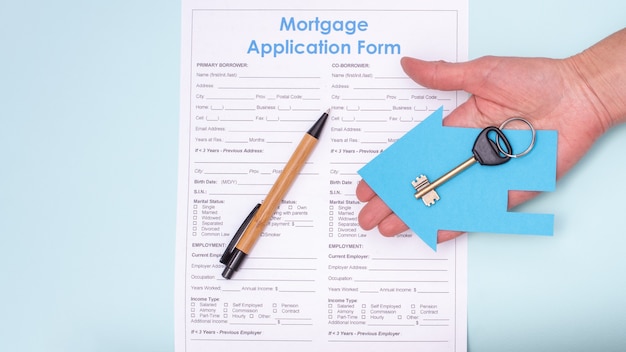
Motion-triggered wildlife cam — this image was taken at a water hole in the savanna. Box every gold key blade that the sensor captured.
[414,156,477,200]
[412,175,440,206]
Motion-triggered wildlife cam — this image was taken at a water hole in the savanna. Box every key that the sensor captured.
[413,126,513,203]
[412,175,440,206]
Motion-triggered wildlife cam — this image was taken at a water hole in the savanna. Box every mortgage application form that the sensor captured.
[175,1,468,351]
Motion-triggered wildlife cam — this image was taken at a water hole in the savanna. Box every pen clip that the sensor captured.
[219,203,261,265]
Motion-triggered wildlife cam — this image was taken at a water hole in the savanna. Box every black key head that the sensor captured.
[472,126,512,166]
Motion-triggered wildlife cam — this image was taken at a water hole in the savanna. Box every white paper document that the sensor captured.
[176,1,468,351]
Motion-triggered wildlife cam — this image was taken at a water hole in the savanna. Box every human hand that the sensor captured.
[357,29,626,241]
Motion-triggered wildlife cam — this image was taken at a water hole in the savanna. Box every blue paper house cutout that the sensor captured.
[358,107,557,250]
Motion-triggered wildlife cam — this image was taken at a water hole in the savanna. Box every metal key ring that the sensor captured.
[495,117,536,158]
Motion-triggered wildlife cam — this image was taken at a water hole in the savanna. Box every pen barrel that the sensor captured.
[236,133,319,253]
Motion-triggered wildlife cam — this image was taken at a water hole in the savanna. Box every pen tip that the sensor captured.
[307,110,330,138]
[325,108,331,115]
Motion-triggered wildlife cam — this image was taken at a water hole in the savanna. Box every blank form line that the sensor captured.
[219,87,321,90]
[211,192,267,196]
[368,269,448,272]
[292,108,320,112]
[240,268,317,271]
[329,162,366,165]
[226,279,316,283]
[239,76,321,79]
[421,324,450,327]
[329,340,448,343]
[195,161,312,165]
[248,257,318,260]
[353,87,419,91]
[368,323,414,327]
[192,339,313,342]
[204,172,248,175]
[278,119,317,122]
[237,183,273,186]
[354,280,448,283]
[372,258,449,261]
[205,97,256,100]
[374,76,411,80]
[229,130,302,133]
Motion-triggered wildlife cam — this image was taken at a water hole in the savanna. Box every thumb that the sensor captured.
[400,57,489,93]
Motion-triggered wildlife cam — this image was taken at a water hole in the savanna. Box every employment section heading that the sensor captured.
[247,17,401,58]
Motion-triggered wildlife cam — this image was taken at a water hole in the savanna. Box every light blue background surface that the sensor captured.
[1,1,625,351]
